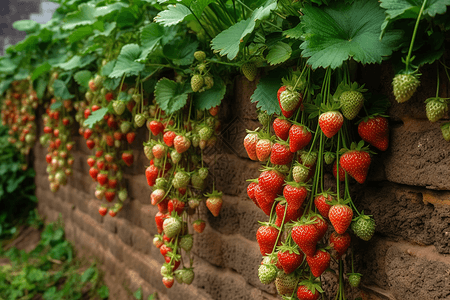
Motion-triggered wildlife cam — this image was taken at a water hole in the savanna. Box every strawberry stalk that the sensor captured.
[404,0,428,72]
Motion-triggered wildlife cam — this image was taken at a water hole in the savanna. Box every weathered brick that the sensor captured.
[103,215,117,233]
[117,218,134,246]
[139,204,159,235]
[108,233,124,262]
[125,174,151,205]
[131,226,153,256]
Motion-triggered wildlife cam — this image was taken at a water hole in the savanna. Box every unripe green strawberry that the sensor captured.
[441,122,450,141]
[280,87,301,112]
[118,188,128,201]
[120,121,131,134]
[425,97,448,122]
[204,75,214,90]
[339,90,364,120]
[174,270,183,284]
[191,75,204,92]
[179,235,193,252]
[155,177,168,190]
[171,149,182,164]
[392,73,420,103]
[173,170,190,188]
[134,113,146,127]
[258,111,270,127]
[190,172,205,189]
[194,51,206,61]
[198,126,213,140]
[144,145,154,160]
[181,268,194,284]
[351,215,376,241]
[161,263,171,277]
[191,134,200,147]
[241,62,257,82]
[348,273,362,288]
[275,270,298,296]
[198,167,208,180]
[300,151,317,167]
[292,164,309,183]
[163,217,181,238]
[112,100,125,115]
[258,264,277,284]
[324,152,336,164]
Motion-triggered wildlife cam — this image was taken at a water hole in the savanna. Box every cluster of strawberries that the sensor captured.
[0,79,38,162]
[244,73,388,299]
[145,102,223,288]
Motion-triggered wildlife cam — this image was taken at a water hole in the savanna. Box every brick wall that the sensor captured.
[34,61,450,300]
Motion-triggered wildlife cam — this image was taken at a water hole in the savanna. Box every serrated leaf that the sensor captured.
[57,55,96,71]
[84,107,109,128]
[250,69,288,115]
[191,0,215,16]
[98,285,109,299]
[0,78,13,94]
[283,23,304,40]
[138,23,165,62]
[103,78,121,90]
[50,101,63,110]
[31,62,51,81]
[63,3,96,30]
[53,80,74,100]
[110,44,144,78]
[266,42,292,65]
[68,25,94,43]
[194,77,226,110]
[300,0,403,69]
[74,70,92,88]
[163,39,198,66]
[154,78,189,114]
[81,267,95,283]
[13,35,39,52]
[94,22,116,37]
[95,3,128,17]
[34,77,47,99]
[101,60,116,76]
[13,20,40,32]
[155,4,193,26]
[380,0,450,19]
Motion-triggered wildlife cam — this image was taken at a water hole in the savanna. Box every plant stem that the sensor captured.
[436,63,440,98]
[404,0,428,72]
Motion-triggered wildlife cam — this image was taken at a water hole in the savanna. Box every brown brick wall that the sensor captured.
[34,66,450,300]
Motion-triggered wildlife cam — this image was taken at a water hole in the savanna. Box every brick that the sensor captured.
[72,208,101,240]
[230,75,258,121]
[117,218,133,246]
[86,199,104,224]
[139,204,159,235]
[118,198,142,228]
[125,174,151,205]
[108,233,124,262]
[237,198,268,241]
[131,226,153,256]
[192,226,224,267]
[103,215,117,233]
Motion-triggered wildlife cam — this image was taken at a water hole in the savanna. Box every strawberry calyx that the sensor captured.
[297,279,324,295]
[352,211,373,222]
[355,113,389,125]
[340,140,372,154]
[333,82,368,100]
[204,189,223,199]
[276,242,301,256]
[284,181,311,190]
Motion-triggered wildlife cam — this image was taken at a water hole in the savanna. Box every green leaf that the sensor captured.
[98,285,109,299]
[13,20,40,32]
[191,0,215,16]
[138,23,165,62]
[13,35,39,51]
[94,22,116,37]
[266,42,292,65]
[283,23,304,40]
[50,101,62,110]
[155,4,193,26]
[84,107,109,128]
[63,3,96,30]
[163,39,198,66]
[109,44,145,78]
[74,70,92,88]
[154,78,189,114]
[380,0,450,19]
[31,62,51,81]
[194,77,226,110]
[300,0,403,69]
[53,80,75,100]
[35,77,47,99]
[134,287,143,300]
[116,8,139,28]
[57,55,96,71]
[101,60,116,76]
[81,267,95,283]
[68,25,94,43]
[250,69,289,115]
[95,3,128,17]
[27,268,45,282]
[0,78,13,94]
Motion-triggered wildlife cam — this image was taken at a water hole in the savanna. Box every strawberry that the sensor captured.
[289,124,312,152]
[105,134,114,147]
[348,273,362,288]
[283,182,308,210]
[109,210,117,217]
[134,114,146,128]
[275,270,298,296]
[243,131,258,160]
[105,189,116,202]
[292,164,310,183]
[162,276,174,288]
[258,169,285,195]
[256,225,279,256]
[163,217,181,238]
[209,106,219,116]
[392,73,420,103]
[339,90,365,120]
[277,244,304,274]
[254,185,276,216]
[97,172,108,186]
[257,111,270,127]
[107,116,118,129]
[194,51,206,61]
[86,139,95,150]
[113,101,125,116]
[121,151,134,166]
[191,74,204,92]
[151,189,165,205]
[297,284,321,300]
[318,111,343,138]
[441,122,450,142]
[358,116,389,151]
[172,170,190,188]
[205,191,223,217]
[98,206,108,216]
[329,231,351,258]
[163,130,177,147]
[352,214,376,241]
[426,97,448,122]
[87,157,96,167]
[256,138,272,161]
[279,87,302,117]
[108,177,118,189]
[328,204,353,234]
[241,62,257,81]
[273,118,291,141]
[332,161,346,181]
[270,142,294,165]
[173,135,190,153]
[126,132,136,144]
[275,202,303,226]
[306,249,330,277]
[312,215,328,241]
[291,223,319,257]
[247,181,259,207]
[314,193,334,219]
[193,219,206,233]
[339,149,371,184]
[145,165,159,186]
[89,167,99,180]
[149,120,164,136]
[120,121,131,134]
[179,235,193,252]
[152,143,166,159]
[258,264,278,284]
[155,212,168,234]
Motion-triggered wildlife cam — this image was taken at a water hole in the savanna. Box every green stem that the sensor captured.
[436,63,440,98]
[236,0,253,12]
[187,7,214,40]
[271,202,288,254]
[404,0,428,72]
[205,59,241,67]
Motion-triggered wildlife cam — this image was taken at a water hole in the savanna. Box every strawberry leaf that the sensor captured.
[31,62,51,81]
[250,69,288,115]
[154,78,190,114]
[193,77,226,110]
[138,23,165,62]
[283,23,304,40]
[68,25,93,44]
[57,55,96,71]
[300,0,403,69]
[154,4,194,27]
[109,44,145,78]
[380,0,450,19]
[53,80,74,100]
[74,70,92,88]
[95,3,128,17]
[12,20,40,33]
[266,42,292,66]
[84,106,110,129]
[63,3,96,30]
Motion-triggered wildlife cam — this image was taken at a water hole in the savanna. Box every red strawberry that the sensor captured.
[104,153,114,163]
[283,182,307,210]
[107,116,118,129]
[173,135,190,153]
[329,231,351,258]
[205,191,223,217]
[318,111,343,138]
[155,212,168,234]
[159,243,172,256]
[97,159,105,170]
[97,172,108,186]
[98,206,108,217]
[193,219,206,233]
[273,118,291,141]
[258,169,285,195]
[45,154,52,164]
[126,132,136,144]
[314,193,333,219]
[332,161,346,181]
[256,225,280,256]
[243,131,258,160]
[105,135,114,147]
[291,224,319,256]
[86,139,95,150]
[89,167,99,180]
[113,131,123,140]
[105,92,114,102]
[358,116,389,151]
[108,177,118,189]
[277,245,304,274]
[84,128,93,140]
[152,144,166,159]
[149,120,164,136]
[270,142,294,165]
[306,249,330,277]
[289,124,312,152]
[256,139,272,161]
[163,131,177,147]
[297,285,321,300]
[105,189,116,202]
[275,203,303,227]
[121,151,134,166]
[339,150,371,184]
[168,198,185,215]
[312,215,328,241]
[254,185,276,216]
[157,197,169,213]
[109,210,117,217]
[277,86,301,118]
[87,157,96,167]
[247,181,259,208]
[328,204,353,234]
[162,276,174,288]
[145,165,159,186]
